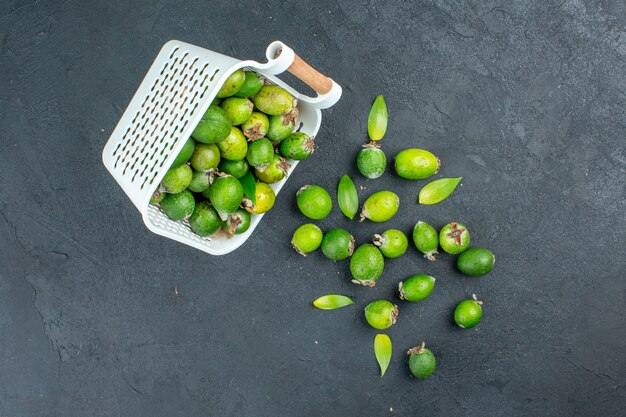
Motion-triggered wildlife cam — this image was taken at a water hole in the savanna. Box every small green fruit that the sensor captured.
[253,85,295,115]
[254,154,291,184]
[208,175,244,220]
[188,202,222,236]
[412,221,439,261]
[150,189,165,204]
[395,148,440,180]
[216,69,246,98]
[243,182,275,214]
[279,132,315,160]
[296,185,332,220]
[457,247,495,276]
[241,112,269,141]
[220,97,254,125]
[160,190,195,221]
[171,138,195,167]
[454,295,483,328]
[364,300,398,330]
[360,191,399,222]
[234,71,263,98]
[217,127,248,161]
[350,244,384,286]
[439,222,470,254]
[187,170,210,193]
[266,109,297,143]
[372,229,408,258]
[218,159,249,179]
[190,143,220,173]
[398,275,435,302]
[191,105,231,144]
[161,164,193,193]
[291,223,323,256]
[321,228,355,261]
[357,145,386,179]
[407,342,436,379]
[225,208,251,235]
[246,138,274,170]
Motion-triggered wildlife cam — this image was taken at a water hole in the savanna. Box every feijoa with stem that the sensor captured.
[234,71,263,98]
[218,159,249,179]
[225,208,251,235]
[160,190,195,221]
[364,300,398,330]
[398,275,435,302]
[246,138,274,171]
[412,221,439,261]
[187,170,211,193]
[296,185,332,220]
[291,223,323,256]
[279,132,316,160]
[439,222,470,254]
[394,148,440,180]
[321,228,355,261]
[161,163,193,193]
[357,144,386,179]
[216,69,246,98]
[360,191,399,222]
[253,85,295,115]
[188,202,222,236]
[373,229,408,258]
[220,97,254,125]
[266,109,298,143]
[407,342,436,379]
[243,181,275,214]
[217,127,248,161]
[241,112,269,141]
[191,105,231,144]
[171,138,195,167]
[207,175,244,220]
[190,143,220,173]
[457,247,495,276]
[350,243,384,286]
[454,294,483,329]
[254,154,291,184]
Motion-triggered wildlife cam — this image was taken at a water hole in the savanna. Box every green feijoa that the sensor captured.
[439,222,470,254]
[407,342,436,379]
[360,191,399,222]
[208,175,244,220]
[253,85,294,115]
[190,143,220,173]
[150,189,165,205]
[357,145,386,179]
[457,247,495,276]
[373,229,408,259]
[241,112,270,141]
[161,163,193,193]
[291,223,323,256]
[171,138,195,167]
[218,159,249,179]
[296,185,332,220]
[187,170,210,193]
[225,208,251,235]
[350,243,384,286]
[395,148,440,180]
[246,138,274,170]
[454,295,483,329]
[243,181,275,214]
[364,300,398,329]
[188,202,222,236]
[254,154,291,184]
[266,109,298,143]
[220,97,254,125]
[216,69,246,98]
[398,275,435,302]
[217,127,248,161]
[412,221,439,261]
[160,190,195,221]
[321,228,355,261]
[234,71,263,98]
[279,132,315,160]
[191,105,231,144]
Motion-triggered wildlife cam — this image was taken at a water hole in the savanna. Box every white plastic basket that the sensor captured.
[102,40,342,255]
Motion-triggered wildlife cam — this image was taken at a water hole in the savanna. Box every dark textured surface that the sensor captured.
[1,0,625,416]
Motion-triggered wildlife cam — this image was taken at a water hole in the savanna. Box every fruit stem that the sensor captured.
[351,279,376,287]
[398,282,405,300]
[424,250,438,261]
[472,293,483,305]
[391,305,399,324]
[407,341,426,356]
[372,234,384,247]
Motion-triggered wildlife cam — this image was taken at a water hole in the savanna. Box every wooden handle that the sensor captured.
[275,48,333,95]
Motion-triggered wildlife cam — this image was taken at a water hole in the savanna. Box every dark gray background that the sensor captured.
[1,0,624,416]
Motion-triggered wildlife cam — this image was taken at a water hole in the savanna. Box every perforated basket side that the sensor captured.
[102,41,240,211]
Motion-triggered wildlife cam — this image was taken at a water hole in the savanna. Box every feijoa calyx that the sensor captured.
[457,247,495,276]
[225,208,251,235]
[439,222,470,254]
[242,112,269,141]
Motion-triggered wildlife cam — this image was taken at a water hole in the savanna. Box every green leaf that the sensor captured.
[374,334,392,377]
[418,177,462,205]
[313,295,354,310]
[367,95,388,141]
[240,171,256,205]
[338,175,358,219]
